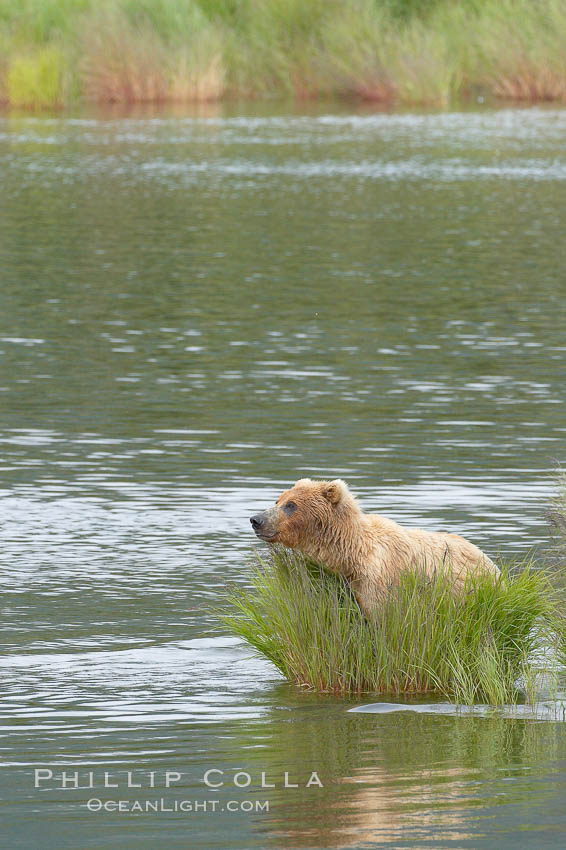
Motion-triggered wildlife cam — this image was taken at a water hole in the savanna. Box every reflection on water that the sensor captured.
[1,104,566,848]
[350,701,566,721]
[258,707,566,849]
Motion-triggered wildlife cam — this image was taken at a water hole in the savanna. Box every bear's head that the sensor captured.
[250,478,358,550]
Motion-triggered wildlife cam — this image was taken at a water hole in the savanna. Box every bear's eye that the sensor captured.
[283,501,297,515]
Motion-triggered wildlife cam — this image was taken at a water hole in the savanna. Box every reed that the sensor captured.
[220,548,563,703]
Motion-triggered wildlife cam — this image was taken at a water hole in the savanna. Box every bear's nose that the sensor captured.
[250,514,263,530]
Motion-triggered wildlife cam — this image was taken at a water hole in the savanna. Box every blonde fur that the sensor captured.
[267,478,499,617]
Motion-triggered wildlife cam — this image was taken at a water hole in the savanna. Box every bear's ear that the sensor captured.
[321,479,346,506]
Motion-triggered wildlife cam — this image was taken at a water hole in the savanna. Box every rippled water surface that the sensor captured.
[1,105,566,849]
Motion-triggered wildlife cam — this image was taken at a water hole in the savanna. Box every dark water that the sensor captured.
[1,104,566,849]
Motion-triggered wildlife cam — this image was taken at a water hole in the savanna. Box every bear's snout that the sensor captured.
[250,508,279,541]
[250,513,265,531]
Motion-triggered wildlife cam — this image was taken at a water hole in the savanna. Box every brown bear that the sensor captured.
[250,478,499,617]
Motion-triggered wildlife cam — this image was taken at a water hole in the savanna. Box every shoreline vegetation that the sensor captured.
[3,1,566,109]
[220,482,566,703]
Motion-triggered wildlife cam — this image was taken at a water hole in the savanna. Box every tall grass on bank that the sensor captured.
[3,0,566,107]
[220,549,562,704]
[80,3,224,103]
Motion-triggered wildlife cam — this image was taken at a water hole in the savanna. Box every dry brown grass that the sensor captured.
[169,34,225,102]
[82,12,169,103]
[491,61,566,103]
[471,0,566,103]
[81,8,226,104]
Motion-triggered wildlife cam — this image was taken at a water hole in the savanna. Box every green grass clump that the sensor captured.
[220,548,562,704]
[7,47,67,107]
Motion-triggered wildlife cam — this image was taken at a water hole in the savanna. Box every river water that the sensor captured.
[1,104,566,848]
